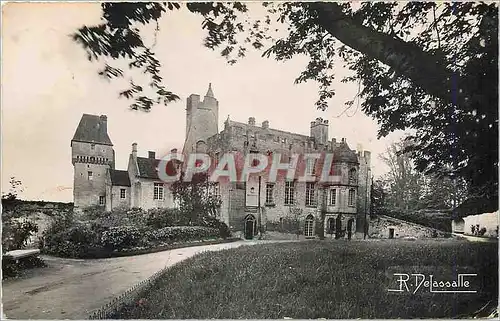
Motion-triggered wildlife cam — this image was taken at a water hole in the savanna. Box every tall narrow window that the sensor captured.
[99,195,105,205]
[304,214,314,237]
[91,144,95,150]
[120,188,126,199]
[330,188,337,206]
[284,181,295,205]
[154,183,164,200]
[265,183,274,204]
[306,158,317,176]
[348,189,356,207]
[88,171,93,180]
[305,182,316,206]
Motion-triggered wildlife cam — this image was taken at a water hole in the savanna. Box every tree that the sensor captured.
[371,178,388,216]
[73,2,498,204]
[2,177,23,201]
[379,139,427,211]
[170,172,221,225]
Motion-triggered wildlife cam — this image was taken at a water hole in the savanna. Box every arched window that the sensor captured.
[304,214,314,238]
[349,168,357,184]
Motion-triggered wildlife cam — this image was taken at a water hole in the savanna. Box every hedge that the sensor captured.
[41,224,228,259]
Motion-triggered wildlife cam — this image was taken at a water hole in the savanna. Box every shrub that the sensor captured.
[146,208,185,229]
[2,255,46,279]
[147,226,220,244]
[2,219,39,252]
[100,226,144,251]
[200,216,232,239]
[40,222,99,258]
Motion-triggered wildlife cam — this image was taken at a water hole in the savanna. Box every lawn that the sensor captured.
[111,239,498,319]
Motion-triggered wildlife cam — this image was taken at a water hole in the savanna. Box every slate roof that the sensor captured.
[137,157,161,179]
[109,169,131,187]
[71,114,113,146]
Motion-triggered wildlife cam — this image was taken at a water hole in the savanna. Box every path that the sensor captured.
[2,240,294,319]
[452,233,498,243]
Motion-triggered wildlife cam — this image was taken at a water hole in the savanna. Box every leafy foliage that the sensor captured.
[40,205,230,258]
[2,177,23,201]
[377,137,468,212]
[2,219,39,252]
[170,172,222,225]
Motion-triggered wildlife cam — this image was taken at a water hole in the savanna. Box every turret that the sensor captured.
[184,84,219,153]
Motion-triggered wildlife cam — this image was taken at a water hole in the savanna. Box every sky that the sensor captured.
[2,2,403,202]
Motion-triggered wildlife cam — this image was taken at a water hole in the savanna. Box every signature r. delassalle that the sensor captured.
[388,273,478,294]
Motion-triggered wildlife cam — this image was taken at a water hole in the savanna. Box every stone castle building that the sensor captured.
[72,84,372,239]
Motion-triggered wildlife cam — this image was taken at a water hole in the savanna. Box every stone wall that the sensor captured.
[2,200,74,248]
[462,211,499,237]
[369,215,447,239]
[135,179,175,210]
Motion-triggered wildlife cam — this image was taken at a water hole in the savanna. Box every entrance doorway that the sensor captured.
[244,214,257,240]
[389,228,395,239]
[335,215,342,239]
[327,218,335,235]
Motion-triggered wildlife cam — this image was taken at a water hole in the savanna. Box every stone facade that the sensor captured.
[71,85,372,240]
[187,85,372,239]
[369,215,447,239]
[71,115,115,210]
[72,116,174,212]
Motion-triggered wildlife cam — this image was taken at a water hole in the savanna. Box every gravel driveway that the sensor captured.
[2,240,294,319]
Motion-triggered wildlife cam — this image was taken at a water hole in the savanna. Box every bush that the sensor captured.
[40,223,99,258]
[2,219,39,252]
[200,216,232,239]
[100,226,144,251]
[2,255,46,279]
[146,208,186,229]
[147,226,220,244]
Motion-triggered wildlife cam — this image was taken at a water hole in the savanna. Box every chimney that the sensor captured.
[262,120,269,129]
[248,117,256,126]
[99,115,108,133]
[363,151,371,165]
[341,138,346,144]
[148,151,156,159]
[132,143,137,159]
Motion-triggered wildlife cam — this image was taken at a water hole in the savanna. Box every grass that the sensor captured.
[111,239,498,319]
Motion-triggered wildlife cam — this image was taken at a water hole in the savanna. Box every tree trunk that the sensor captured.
[308,2,470,108]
